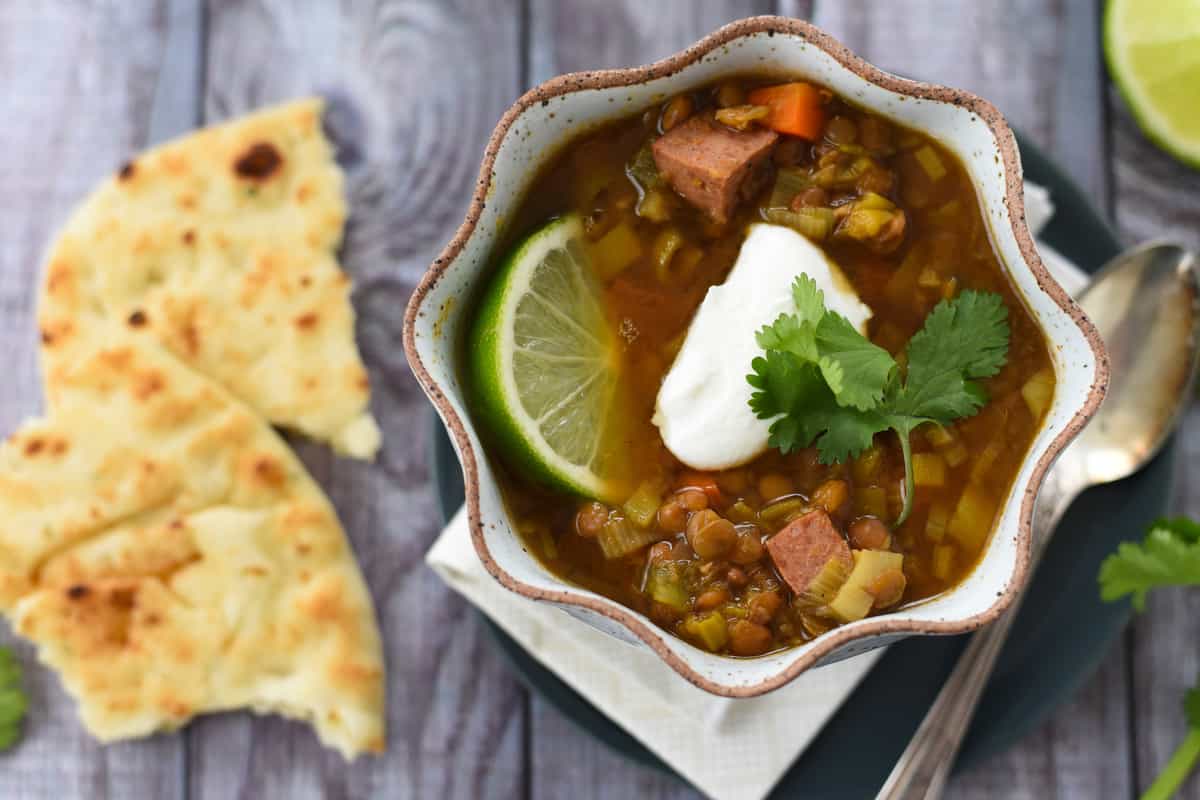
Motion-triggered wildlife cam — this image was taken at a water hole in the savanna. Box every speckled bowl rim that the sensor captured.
[402,15,1109,697]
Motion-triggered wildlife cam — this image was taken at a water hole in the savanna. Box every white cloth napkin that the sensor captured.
[426,182,1088,800]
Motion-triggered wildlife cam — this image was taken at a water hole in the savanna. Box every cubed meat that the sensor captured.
[766,510,852,596]
[651,114,778,224]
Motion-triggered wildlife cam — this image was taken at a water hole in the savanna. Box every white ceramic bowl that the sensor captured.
[403,16,1107,696]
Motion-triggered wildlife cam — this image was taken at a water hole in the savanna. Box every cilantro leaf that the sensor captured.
[748,353,840,453]
[1186,684,1200,729]
[0,649,27,750]
[907,290,1010,382]
[1099,522,1200,610]
[890,291,1009,423]
[747,284,1011,526]
[814,312,895,410]
[1098,516,1200,800]
[756,313,817,361]
[1152,516,1200,543]
[791,274,827,325]
[748,351,888,462]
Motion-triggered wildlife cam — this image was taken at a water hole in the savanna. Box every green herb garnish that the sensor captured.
[1100,516,1200,609]
[0,649,27,750]
[1099,517,1200,800]
[747,275,1010,524]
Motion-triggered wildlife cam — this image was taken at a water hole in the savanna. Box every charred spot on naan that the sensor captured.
[234,142,284,181]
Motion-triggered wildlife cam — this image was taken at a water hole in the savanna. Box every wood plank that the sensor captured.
[524,2,780,798]
[0,2,187,797]
[1109,26,1200,795]
[810,2,1134,799]
[187,1,528,798]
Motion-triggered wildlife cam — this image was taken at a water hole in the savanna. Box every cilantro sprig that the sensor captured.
[747,275,1010,524]
[1099,518,1200,800]
[0,649,26,750]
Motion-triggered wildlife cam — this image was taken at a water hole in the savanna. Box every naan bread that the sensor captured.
[0,325,385,757]
[36,98,380,459]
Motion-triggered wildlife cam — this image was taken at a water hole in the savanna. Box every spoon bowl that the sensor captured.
[1066,242,1200,487]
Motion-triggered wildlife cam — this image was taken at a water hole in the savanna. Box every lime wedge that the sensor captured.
[468,215,625,502]
[1105,0,1200,167]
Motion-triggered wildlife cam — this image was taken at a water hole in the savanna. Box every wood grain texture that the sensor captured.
[186,1,527,798]
[1115,88,1200,796]
[810,3,1133,799]
[0,1,1192,798]
[525,4,782,796]
[0,2,186,797]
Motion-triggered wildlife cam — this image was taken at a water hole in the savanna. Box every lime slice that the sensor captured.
[1105,0,1200,167]
[468,215,625,502]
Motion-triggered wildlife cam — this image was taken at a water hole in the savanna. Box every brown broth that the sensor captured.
[467,77,1055,655]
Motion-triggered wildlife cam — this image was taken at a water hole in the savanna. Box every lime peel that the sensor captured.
[468,215,625,503]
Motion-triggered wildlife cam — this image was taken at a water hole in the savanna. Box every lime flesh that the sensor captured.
[468,215,625,502]
[1105,0,1200,167]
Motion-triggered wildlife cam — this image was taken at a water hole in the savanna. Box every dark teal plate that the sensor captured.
[428,133,1172,796]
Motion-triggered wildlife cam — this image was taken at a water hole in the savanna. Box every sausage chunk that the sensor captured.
[651,114,778,224]
[766,510,852,595]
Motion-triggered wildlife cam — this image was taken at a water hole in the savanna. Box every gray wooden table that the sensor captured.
[1,1,1197,797]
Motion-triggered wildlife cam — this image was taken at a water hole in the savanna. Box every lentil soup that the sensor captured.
[467,75,1054,658]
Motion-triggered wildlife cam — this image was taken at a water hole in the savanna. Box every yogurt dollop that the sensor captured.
[653,223,873,471]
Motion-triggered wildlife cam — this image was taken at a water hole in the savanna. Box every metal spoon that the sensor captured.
[879,242,1200,800]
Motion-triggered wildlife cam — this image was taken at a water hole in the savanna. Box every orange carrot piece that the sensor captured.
[675,471,724,506]
[747,82,825,140]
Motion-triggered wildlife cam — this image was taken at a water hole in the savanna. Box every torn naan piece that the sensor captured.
[0,327,385,757]
[36,98,381,459]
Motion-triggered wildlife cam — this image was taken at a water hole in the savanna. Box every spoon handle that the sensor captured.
[875,476,1081,800]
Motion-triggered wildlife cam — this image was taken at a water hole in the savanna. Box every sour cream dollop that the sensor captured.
[653,223,873,471]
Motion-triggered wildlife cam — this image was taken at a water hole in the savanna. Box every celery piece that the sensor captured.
[798,556,851,607]
[622,478,665,528]
[645,563,689,611]
[637,187,672,222]
[932,544,956,581]
[651,227,685,283]
[1021,367,1055,420]
[759,497,810,525]
[591,221,643,280]
[852,445,883,484]
[767,166,815,209]
[856,191,896,211]
[914,145,947,181]
[828,550,904,623]
[948,484,996,552]
[925,424,956,449]
[917,267,942,289]
[626,142,660,191]
[943,442,969,468]
[726,500,758,525]
[597,516,661,559]
[885,242,928,306]
[684,612,729,652]
[970,439,1006,482]
[855,486,889,519]
[763,207,834,241]
[838,208,895,241]
[912,452,946,488]
[926,502,950,542]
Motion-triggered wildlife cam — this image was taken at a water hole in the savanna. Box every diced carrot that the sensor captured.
[675,470,724,506]
[747,83,825,140]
